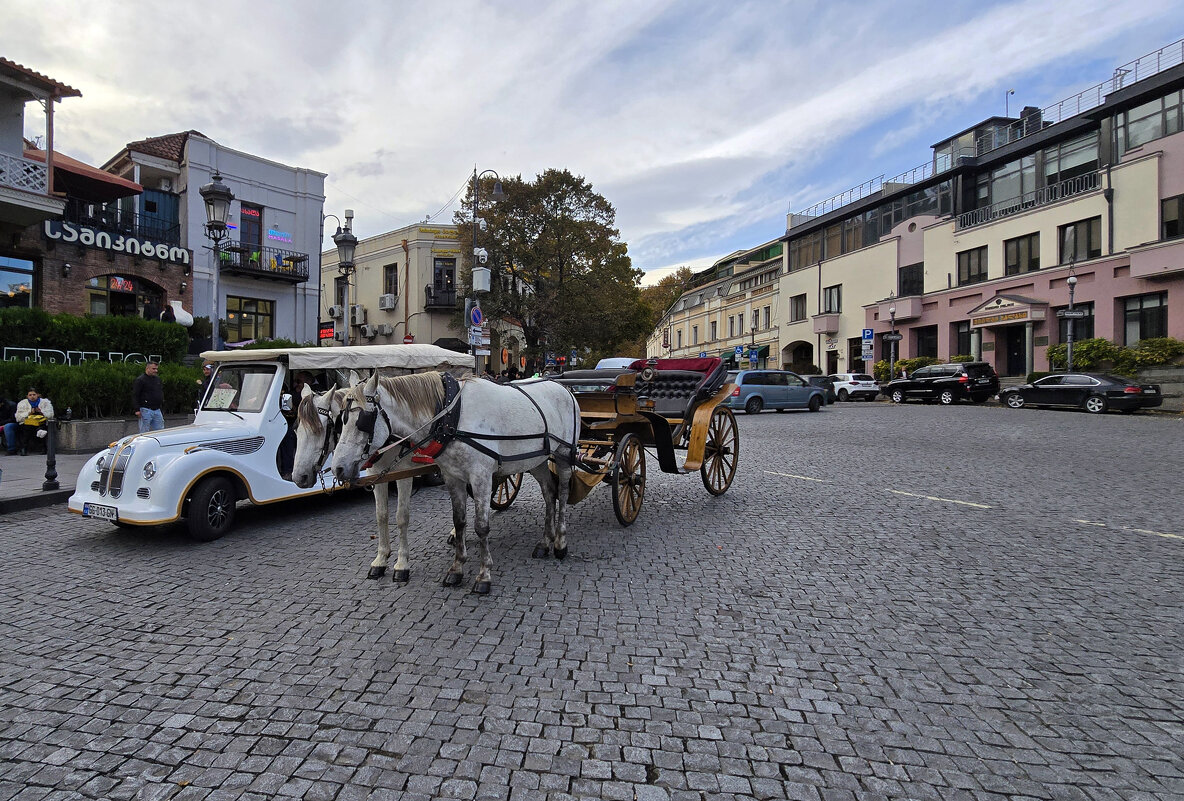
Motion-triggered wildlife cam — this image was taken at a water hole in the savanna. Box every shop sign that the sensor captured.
[971,310,1029,326]
[3,347,162,365]
[419,226,459,239]
[318,321,335,341]
[43,220,191,266]
[267,228,293,243]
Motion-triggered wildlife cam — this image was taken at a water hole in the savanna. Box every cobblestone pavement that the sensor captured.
[1,403,1180,801]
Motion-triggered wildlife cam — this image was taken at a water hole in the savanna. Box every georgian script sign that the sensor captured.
[3,348,162,365]
[43,220,191,266]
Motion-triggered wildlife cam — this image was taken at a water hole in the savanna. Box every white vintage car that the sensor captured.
[68,344,473,540]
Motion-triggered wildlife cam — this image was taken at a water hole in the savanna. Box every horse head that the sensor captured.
[332,371,388,485]
[291,382,339,488]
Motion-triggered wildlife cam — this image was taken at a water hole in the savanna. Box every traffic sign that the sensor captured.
[699,351,707,358]
[861,345,874,360]
[734,345,743,357]
[1057,309,1087,319]
[883,332,903,341]
[862,328,874,341]
[403,334,414,344]
[469,305,483,327]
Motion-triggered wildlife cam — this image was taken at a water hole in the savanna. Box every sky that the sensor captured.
[5,1,1183,285]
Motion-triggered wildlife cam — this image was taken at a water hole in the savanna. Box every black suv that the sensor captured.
[883,362,999,405]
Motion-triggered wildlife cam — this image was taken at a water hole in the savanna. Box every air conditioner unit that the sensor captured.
[328,305,344,319]
[351,305,366,325]
[333,330,343,342]
[378,293,396,310]
[377,324,393,336]
[360,324,378,339]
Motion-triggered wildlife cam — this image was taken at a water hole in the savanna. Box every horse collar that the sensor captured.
[416,372,462,457]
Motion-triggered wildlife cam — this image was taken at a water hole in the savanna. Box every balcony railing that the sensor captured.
[63,199,181,245]
[217,242,309,283]
[956,171,1100,230]
[424,286,458,309]
[0,151,49,194]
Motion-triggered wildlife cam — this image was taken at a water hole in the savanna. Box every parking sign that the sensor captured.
[862,328,874,341]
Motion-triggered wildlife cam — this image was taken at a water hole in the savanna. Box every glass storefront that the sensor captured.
[85,274,165,319]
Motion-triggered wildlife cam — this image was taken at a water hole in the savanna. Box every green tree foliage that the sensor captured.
[454,168,649,363]
[1047,336,1184,375]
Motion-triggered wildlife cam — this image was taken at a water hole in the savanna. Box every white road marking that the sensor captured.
[1123,526,1183,541]
[763,470,826,483]
[1072,519,1108,527]
[887,489,991,509]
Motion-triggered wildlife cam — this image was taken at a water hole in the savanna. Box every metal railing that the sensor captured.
[0,150,49,194]
[63,199,181,245]
[789,160,934,225]
[956,171,1100,230]
[424,287,458,309]
[217,241,309,282]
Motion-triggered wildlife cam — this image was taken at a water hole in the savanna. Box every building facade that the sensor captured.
[652,39,1184,378]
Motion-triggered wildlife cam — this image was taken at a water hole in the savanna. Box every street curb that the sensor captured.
[0,488,75,516]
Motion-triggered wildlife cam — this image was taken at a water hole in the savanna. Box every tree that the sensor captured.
[455,168,649,366]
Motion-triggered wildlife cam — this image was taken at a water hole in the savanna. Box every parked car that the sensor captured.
[724,369,825,414]
[828,372,880,401]
[883,362,1000,404]
[999,373,1162,414]
[595,357,636,370]
[802,375,836,404]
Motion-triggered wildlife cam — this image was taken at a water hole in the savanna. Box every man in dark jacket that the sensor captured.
[132,362,166,433]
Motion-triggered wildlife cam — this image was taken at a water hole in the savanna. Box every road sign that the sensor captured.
[861,345,874,360]
[862,328,874,341]
[1057,309,1087,319]
[403,334,414,344]
[469,305,483,327]
[883,332,903,341]
[734,345,743,357]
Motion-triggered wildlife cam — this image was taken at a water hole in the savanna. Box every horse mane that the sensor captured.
[346,371,445,419]
[297,386,350,435]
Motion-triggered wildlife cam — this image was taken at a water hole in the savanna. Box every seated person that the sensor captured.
[15,388,54,456]
[0,396,17,455]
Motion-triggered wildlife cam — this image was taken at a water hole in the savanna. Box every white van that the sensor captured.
[68,344,472,541]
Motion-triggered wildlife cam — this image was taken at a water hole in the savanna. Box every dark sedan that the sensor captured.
[999,373,1163,414]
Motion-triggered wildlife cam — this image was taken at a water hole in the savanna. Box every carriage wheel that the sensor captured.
[611,433,646,527]
[700,406,738,496]
[490,473,523,511]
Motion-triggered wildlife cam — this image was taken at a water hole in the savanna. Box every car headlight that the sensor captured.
[96,455,107,472]
[143,460,157,481]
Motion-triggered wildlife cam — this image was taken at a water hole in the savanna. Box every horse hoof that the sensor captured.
[391,568,410,583]
[531,544,549,559]
[447,533,456,545]
[472,581,491,595]
[554,546,567,560]
[367,566,386,580]
[442,572,462,587]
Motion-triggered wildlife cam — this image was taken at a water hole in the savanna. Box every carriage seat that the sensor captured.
[553,368,635,393]
[627,357,727,419]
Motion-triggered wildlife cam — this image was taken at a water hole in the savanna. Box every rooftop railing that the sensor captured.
[0,150,49,194]
[956,171,1100,230]
[63,199,181,245]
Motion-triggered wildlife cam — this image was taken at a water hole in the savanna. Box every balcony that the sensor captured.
[63,199,181,245]
[217,242,309,283]
[956,172,1100,230]
[812,313,840,334]
[0,149,63,228]
[424,286,458,310]
[879,295,922,322]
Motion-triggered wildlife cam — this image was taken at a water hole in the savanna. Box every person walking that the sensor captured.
[14,388,54,455]
[132,361,166,433]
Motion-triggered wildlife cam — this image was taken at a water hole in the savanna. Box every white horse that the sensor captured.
[291,383,445,583]
[332,371,580,594]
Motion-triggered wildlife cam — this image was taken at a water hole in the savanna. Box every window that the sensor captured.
[1044,132,1100,185]
[824,224,841,260]
[990,154,1037,206]
[1116,89,1182,155]
[789,231,822,270]
[790,294,807,322]
[84,274,164,320]
[953,321,971,358]
[238,203,263,251]
[226,296,275,343]
[1004,233,1040,275]
[383,263,398,297]
[957,246,987,286]
[710,320,717,341]
[433,258,456,301]
[0,256,35,309]
[822,285,841,313]
[676,329,683,349]
[334,276,348,309]
[1059,217,1101,263]
[1055,301,1094,343]
[751,310,759,333]
[1163,195,1183,240]
[1123,292,1167,345]
[728,316,736,338]
[899,262,924,296]
[763,305,771,329]
[914,325,938,358]
[692,325,699,345]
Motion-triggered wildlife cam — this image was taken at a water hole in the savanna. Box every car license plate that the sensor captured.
[83,503,118,521]
[1144,389,1157,394]
[975,378,989,384]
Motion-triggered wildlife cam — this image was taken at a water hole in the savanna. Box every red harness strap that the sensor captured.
[412,440,443,463]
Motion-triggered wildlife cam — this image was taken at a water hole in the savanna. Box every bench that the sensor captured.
[627,358,727,420]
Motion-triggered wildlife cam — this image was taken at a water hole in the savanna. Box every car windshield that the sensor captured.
[725,371,739,384]
[203,364,278,413]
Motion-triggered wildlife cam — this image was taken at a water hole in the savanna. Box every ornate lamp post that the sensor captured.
[888,293,898,381]
[469,168,503,372]
[326,211,358,347]
[1066,268,1078,372]
[199,171,234,351]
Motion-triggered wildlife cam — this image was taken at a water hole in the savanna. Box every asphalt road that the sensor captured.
[1,402,1180,801]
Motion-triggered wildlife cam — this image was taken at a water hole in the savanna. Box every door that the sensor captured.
[766,372,789,408]
[1004,326,1026,377]
[1058,374,1095,407]
[785,373,811,407]
[826,350,839,374]
[1026,375,1063,405]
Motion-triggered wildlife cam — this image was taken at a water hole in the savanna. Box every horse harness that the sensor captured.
[350,373,576,471]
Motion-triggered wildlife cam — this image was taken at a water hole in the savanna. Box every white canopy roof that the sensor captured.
[200,343,473,372]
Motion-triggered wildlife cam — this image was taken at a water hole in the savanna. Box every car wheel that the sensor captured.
[744,396,763,415]
[939,390,956,405]
[837,389,849,402]
[1084,395,1108,414]
[808,395,822,413]
[1005,393,1026,409]
[891,390,905,404]
[187,476,236,542]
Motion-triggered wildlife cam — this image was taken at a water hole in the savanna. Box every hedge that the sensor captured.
[1047,337,1184,376]
[0,361,202,419]
[0,307,188,362]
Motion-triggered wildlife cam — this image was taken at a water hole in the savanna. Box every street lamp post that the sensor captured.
[199,171,234,351]
[888,293,897,381]
[750,323,757,368]
[1066,268,1078,372]
[327,211,358,347]
[470,167,503,374]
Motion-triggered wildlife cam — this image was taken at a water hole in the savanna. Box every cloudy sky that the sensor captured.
[6,1,1182,283]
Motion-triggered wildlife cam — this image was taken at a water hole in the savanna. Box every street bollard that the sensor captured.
[42,419,59,492]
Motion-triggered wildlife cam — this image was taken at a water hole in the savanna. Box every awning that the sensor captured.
[23,148,142,202]
[200,343,474,372]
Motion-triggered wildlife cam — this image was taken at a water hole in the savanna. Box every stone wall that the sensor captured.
[56,415,193,454]
[1140,365,1184,412]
